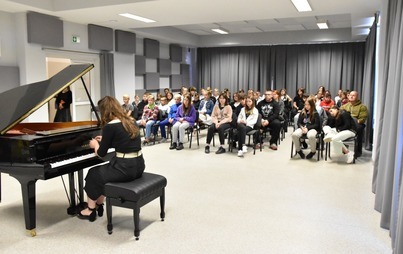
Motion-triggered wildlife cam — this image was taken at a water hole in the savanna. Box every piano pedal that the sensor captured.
[67,201,88,215]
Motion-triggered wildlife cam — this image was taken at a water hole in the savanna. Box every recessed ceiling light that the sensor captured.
[291,0,312,12]
[211,27,229,34]
[317,22,328,29]
[119,13,156,23]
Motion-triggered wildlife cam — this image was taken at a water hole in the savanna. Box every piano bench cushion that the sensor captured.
[104,172,167,202]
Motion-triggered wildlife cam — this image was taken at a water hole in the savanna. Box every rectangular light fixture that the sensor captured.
[211,27,229,34]
[317,22,328,29]
[291,0,312,12]
[119,13,156,23]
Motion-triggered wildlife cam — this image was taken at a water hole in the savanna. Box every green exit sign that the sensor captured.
[72,36,80,43]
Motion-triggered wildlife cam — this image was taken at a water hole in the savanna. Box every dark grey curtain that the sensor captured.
[362,18,377,152]
[100,51,115,98]
[373,0,403,252]
[197,43,365,97]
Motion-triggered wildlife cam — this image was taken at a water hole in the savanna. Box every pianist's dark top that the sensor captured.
[98,119,141,157]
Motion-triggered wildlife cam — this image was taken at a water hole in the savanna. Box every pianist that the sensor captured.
[78,96,145,222]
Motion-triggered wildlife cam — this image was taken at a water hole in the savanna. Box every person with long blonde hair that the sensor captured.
[78,96,145,222]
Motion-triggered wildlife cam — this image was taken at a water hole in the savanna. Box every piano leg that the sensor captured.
[14,175,37,236]
[67,170,85,215]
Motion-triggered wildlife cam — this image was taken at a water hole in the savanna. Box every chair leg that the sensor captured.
[134,208,140,240]
[290,141,294,158]
[106,197,113,235]
[160,189,165,221]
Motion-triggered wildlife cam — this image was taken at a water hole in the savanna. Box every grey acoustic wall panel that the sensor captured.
[144,73,160,90]
[135,55,146,75]
[158,59,172,77]
[136,89,147,97]
[144,38,160,59]
[170,75,182,90]
[115,30,136,53]
[27,12,63,47]
[170,44,182,62]
[0,66,19,93]
[88,24,113,51]
[180,64,190,86]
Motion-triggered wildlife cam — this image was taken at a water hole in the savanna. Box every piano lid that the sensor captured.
[0,64,94,135]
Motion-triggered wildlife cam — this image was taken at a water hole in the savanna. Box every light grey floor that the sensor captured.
[0,127,392,254]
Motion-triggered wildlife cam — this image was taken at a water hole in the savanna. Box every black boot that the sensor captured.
[176,143,184,150]
[169,143,177,150]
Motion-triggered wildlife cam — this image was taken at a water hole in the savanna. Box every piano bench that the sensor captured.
[104,172,167,240]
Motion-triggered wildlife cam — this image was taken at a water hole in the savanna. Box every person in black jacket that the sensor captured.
[323,106,356,163]
[256,90,282,150]
[291,97,321,159]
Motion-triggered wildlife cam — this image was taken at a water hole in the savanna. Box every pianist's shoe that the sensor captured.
[77,207,96,222]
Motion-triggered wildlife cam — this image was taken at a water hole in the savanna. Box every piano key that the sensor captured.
[50,148,115,168]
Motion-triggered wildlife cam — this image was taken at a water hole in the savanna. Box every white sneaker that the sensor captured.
[237,150,244,157]
[242,145,248,153]
[346,151,355,164]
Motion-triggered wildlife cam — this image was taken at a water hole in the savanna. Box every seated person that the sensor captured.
[236,96,258,157]
[198,90,214,125]
[257,90,282,150]
[169,94,197,150]
[320,92,335,112]
[340,91,368,157]
[122,94,134,117]
[159,94,182,143]
[153,96,169,139]
[291,97,321,159]
[323,106,356,163]
[205,93,233,154]
[136,92,149,120]
[136,95,159,145]
[192,92,201,110]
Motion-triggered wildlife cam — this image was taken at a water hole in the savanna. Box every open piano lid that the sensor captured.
[0,64,94,135]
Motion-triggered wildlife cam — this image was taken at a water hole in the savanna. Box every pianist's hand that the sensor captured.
[94,136,102,142]
[89,138,99,150]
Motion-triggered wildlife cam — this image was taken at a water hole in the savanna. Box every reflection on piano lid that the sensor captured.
[0,64,95,135]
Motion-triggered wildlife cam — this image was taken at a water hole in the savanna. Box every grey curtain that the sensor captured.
[362,18,377,152]
[373,0,403,253]
[100,51,115,98]
[197,43,365,98]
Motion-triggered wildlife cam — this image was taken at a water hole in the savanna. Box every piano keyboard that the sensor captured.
[50,148,115,168]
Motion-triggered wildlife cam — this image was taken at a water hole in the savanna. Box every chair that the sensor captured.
[325,135,357,163]
[290,131,323,161]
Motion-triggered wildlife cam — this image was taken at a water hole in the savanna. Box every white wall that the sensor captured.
[114,52,135,103]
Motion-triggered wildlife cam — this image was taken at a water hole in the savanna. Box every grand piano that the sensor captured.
[0,64,111,236]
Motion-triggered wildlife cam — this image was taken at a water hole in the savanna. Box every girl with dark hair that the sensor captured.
[291,97,321,159]
[236,96,258,157]
[205,93,233,154]
[78,96,144,222]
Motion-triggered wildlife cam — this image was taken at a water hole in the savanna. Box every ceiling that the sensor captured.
[0,0,381,47]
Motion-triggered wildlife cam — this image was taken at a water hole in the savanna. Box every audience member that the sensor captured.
[320,92,335,112]
[340,91,368,157]
[257,90,281,150]
[122,94,134,117]
[198,90,214,125]
[169,94,197,150]
[323,106,356,163]
[159,94,181,143]
[136,95,159,145]
[236,96,258,157]
[205,93,233,154]
[291,97,321,159]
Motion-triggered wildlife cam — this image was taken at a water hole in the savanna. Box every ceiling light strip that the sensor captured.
[119,13,156,23]
[211,28,229,34]
[291,0,312,12]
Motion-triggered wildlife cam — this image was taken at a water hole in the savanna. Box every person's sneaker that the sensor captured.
[205,146,210,154]
[269,144,278,150]
[215,146,226,154]
[297,150,305,159]
[176,143,184,150]
[306,151,316,159]
[242,145,248,153]
[159,138,167,143]
[237,150,244,157]
[346,151,355,164]
[169,143,177,150]
[323,134,332,143]
[301,141,308,149]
